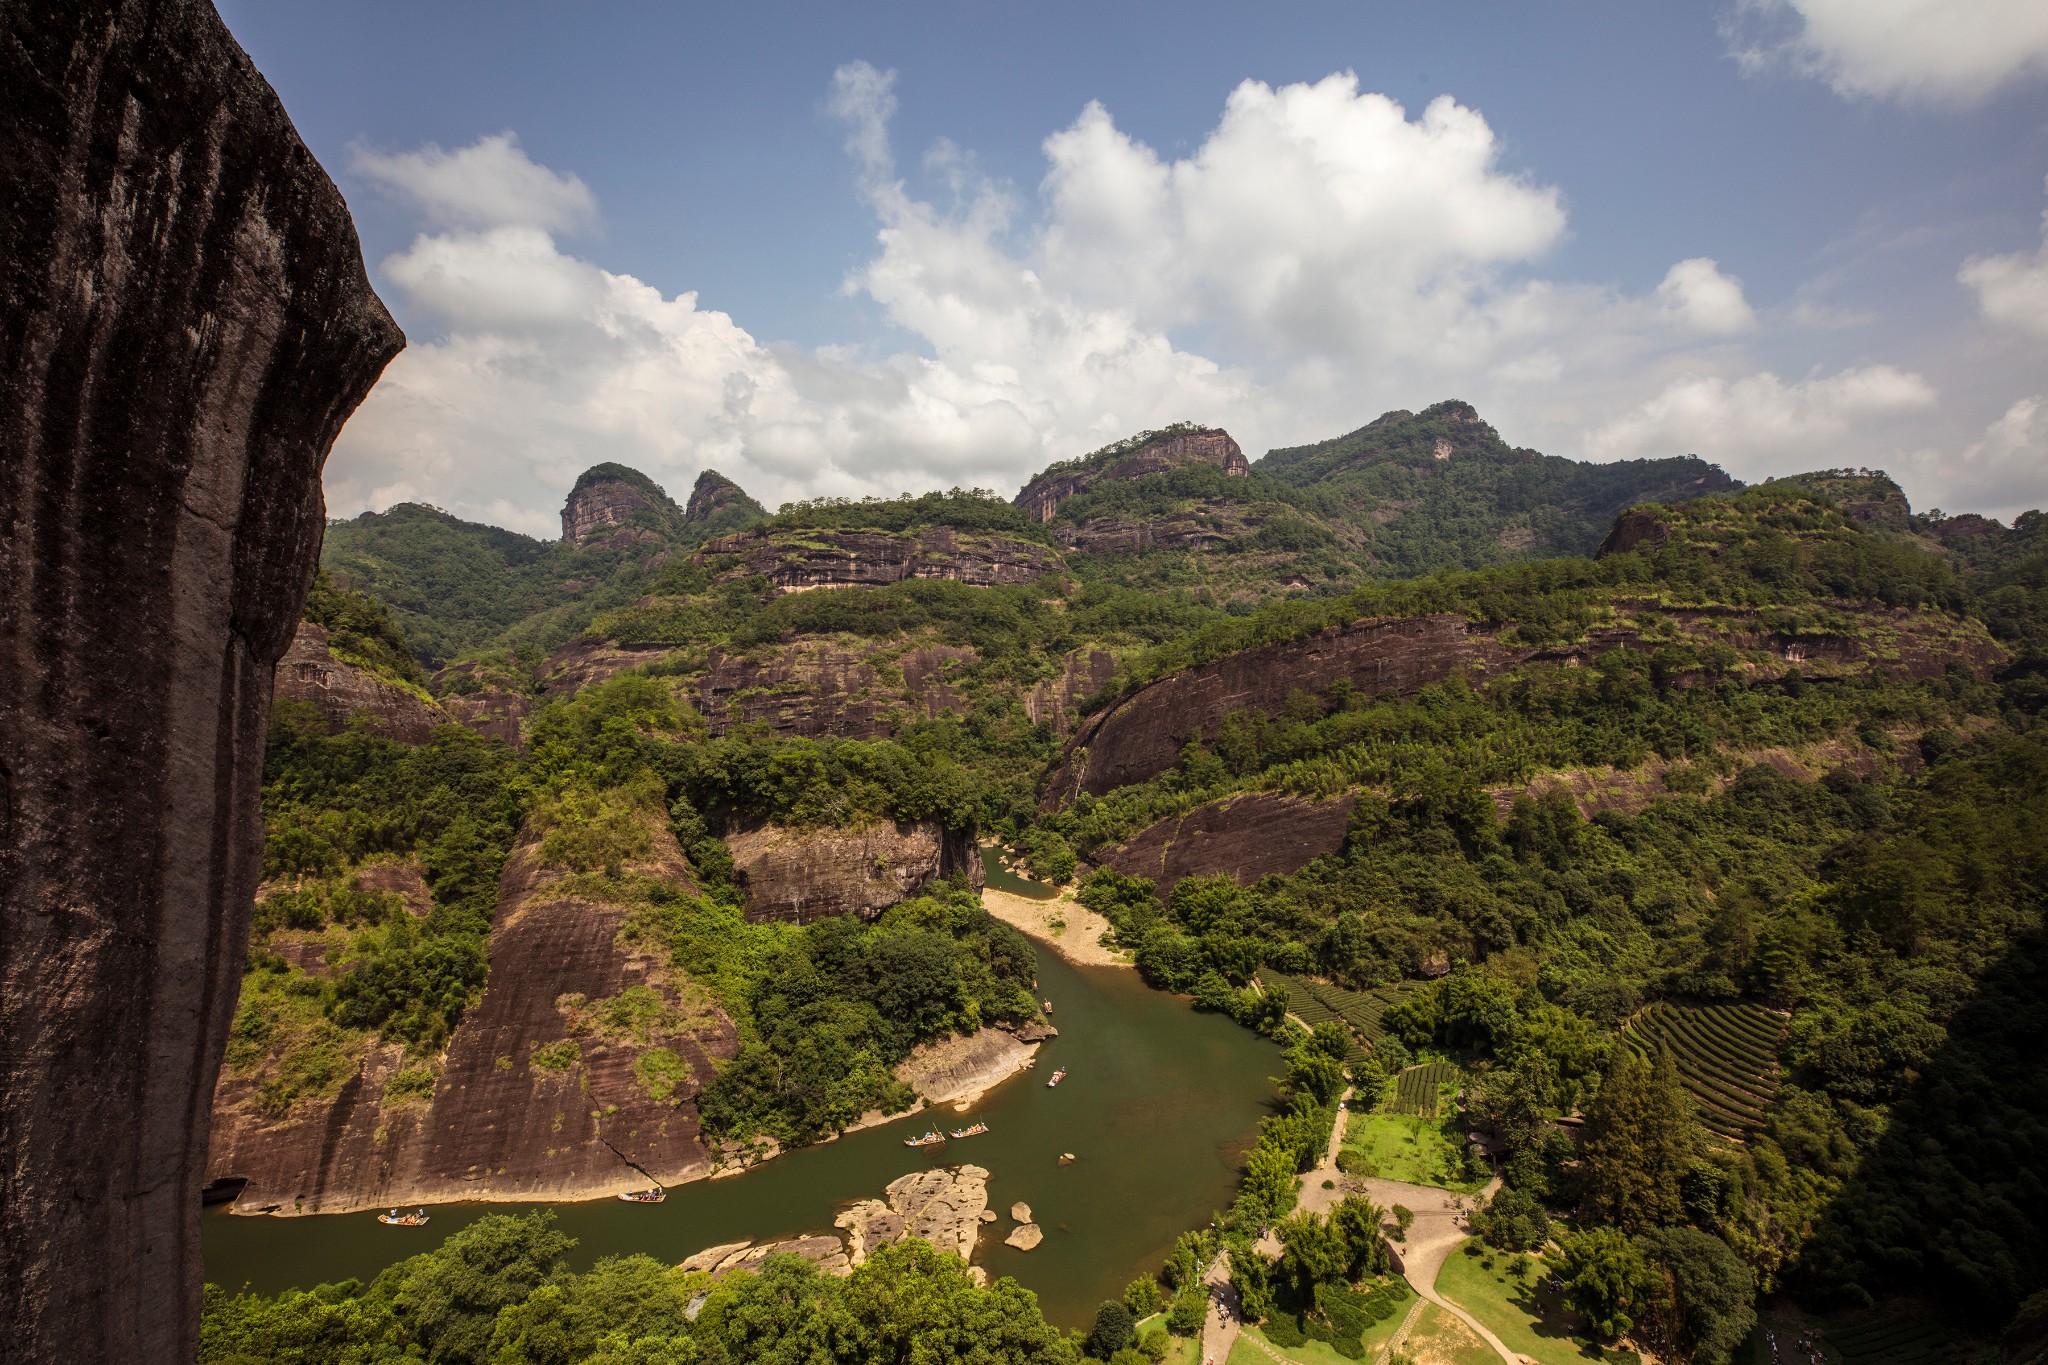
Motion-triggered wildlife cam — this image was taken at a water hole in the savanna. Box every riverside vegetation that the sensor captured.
[206,405,2048,1363]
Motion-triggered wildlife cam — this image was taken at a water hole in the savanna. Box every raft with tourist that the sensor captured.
[949,1123,989,1139]
[618,1186,666,1204]
[376,1209,429,1227]
[903,1129,946,1148]
[1046,1069,1067,1088]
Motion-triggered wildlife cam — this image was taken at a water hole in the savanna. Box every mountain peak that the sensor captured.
[560,463,682,547]
[685,469,767,529]
[1015,425,1246,523]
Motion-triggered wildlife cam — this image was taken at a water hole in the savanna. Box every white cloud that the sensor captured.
[1960,182,2048,339]
[1585,366,1938,477]
[327,67,2025,535]
[1656,258,1758,335]
[350,132,597,232]
[1729,0,2048,105]
[1894,395,2048,519]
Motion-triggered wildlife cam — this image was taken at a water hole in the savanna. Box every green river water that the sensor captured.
[203,866,1279,1330]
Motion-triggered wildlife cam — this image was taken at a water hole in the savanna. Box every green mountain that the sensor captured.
[218,413,2048,1357]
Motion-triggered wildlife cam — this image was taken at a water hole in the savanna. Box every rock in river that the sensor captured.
[1005,1223,1045,1251]
[837,1164,991,1266]
[1010,1201,1033,1223]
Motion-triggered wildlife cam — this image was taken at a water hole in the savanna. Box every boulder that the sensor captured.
[0,3,402,1357]
[1010,1202,1033,1223]
[837,1164,990,1266]
[1005,1223,1044,1251]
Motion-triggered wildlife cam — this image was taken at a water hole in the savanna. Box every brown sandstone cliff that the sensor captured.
[275,622,449,742]
[1045,606,2000,802]
[207,820,735,1213]
[561,469,675,548]
[1014,428,1247,524]
[726,820,985,923]
[0,3,402,1357]
[1098,792,1359,893]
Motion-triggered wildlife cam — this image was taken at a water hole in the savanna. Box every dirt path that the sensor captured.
[1200,1249,1243,1365]
[1360,1174,1515,1365]
[980,888,1132,968]
[1294,1087,1354,1219]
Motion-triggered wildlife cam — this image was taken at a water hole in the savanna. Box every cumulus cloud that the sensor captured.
[350,132,597,232]
[1585,366,1938,478]
[1656,259,1758,335]
[1728,0,2048,104]
[326,64,2013,533]
[1960,182,2048,340]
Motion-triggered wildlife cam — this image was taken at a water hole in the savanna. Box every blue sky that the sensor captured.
[219,1,2048,532]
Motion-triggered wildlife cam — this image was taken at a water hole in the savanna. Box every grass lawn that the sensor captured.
[1403,1302,1501,1365]
[1133,1315,1199,1365]
[1434,1248,1618,1365]
[1339,1112,1488,1193]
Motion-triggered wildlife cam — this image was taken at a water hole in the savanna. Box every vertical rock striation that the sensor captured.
[0,4,402,1360]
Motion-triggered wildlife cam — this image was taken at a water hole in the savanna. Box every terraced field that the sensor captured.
[1624,1000,1787,1142]
[1820,1314,1960,1365]
[1255,969,1423,1062]
[1386,1062,1460,1118]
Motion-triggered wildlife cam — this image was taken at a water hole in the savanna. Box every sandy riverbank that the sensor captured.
[981,888,1132,968]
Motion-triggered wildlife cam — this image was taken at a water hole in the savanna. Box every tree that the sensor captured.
[1122,1276,1161,1320]
[1473,1187,1550,1252]
[1277,1212,1346,1300]
[1635,1227,1756,1365]
[1231,1251,1275,1324]
[1550,1226,1659,1342]
[1084,1300,1136,1360]
[377,1211,576,1365]
[1329,1196,1391,1279]
[1577,1047,1696,1230]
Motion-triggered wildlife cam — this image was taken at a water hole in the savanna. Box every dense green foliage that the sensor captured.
[203,1213,1076,1364]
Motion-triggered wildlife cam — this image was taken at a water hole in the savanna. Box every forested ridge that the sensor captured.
[211,410,2048,1363]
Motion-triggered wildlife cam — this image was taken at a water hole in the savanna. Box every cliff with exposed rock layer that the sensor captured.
[0,3,403,1357]
[274,622,449,742]
[1015,427,1247,524]
[726,820,985,923]
[1098,792,1359,893]
[207,819,735,1214]
[699,525,1063,592]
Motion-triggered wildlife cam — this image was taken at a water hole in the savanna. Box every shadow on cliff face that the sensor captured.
[1792,924,2048,1328]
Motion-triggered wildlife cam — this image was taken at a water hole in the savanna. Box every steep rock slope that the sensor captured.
[207,819,736,1213]
[1098,792,1359,893]
[1047,605,1999,802]
[0,3,402,1358]
[275,623,448,743]
[1015,426,1247,523]
[727,821,986,923]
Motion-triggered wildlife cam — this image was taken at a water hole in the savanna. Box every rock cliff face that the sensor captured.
[684,468,767,531]
[207,820,735,1213]
[699,526,1063,592]
[1099,792,1358,893]
[1015,428,1248,524]
[541,635,978,738]
[1025,649,1119,737]
[561,465,683,548]
[0,4,402,1358]
[1045,606,2000,802]
[726,820,985,923]
[275,623,448,742]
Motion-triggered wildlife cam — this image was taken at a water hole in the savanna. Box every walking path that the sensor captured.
[1360,1173,1517,1365]
[1199,1250,1242,1365]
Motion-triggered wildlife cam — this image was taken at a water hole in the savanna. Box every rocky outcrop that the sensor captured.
[1026,650,1119,737]
[836,1165,991,1266]
[1015,428,1248,524]
[1597,508,1671,558]
[895,1027,1044,1106]
[726,820,985,923]
[699,526,1063,592]
[1099,792,1358,893]
[696,641,975,737]
[1045,606,2001,802]
[681,1235,851,1279]
[1054,508,1246,556]
[437,688,533,747]
[0,3,402,1358]
[275,622,448,742]
[207,820,736,1213]
[561,464,684,548]
[684,469,767,532]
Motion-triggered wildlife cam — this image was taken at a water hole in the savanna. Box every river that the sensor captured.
[202,887,1279,1329]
